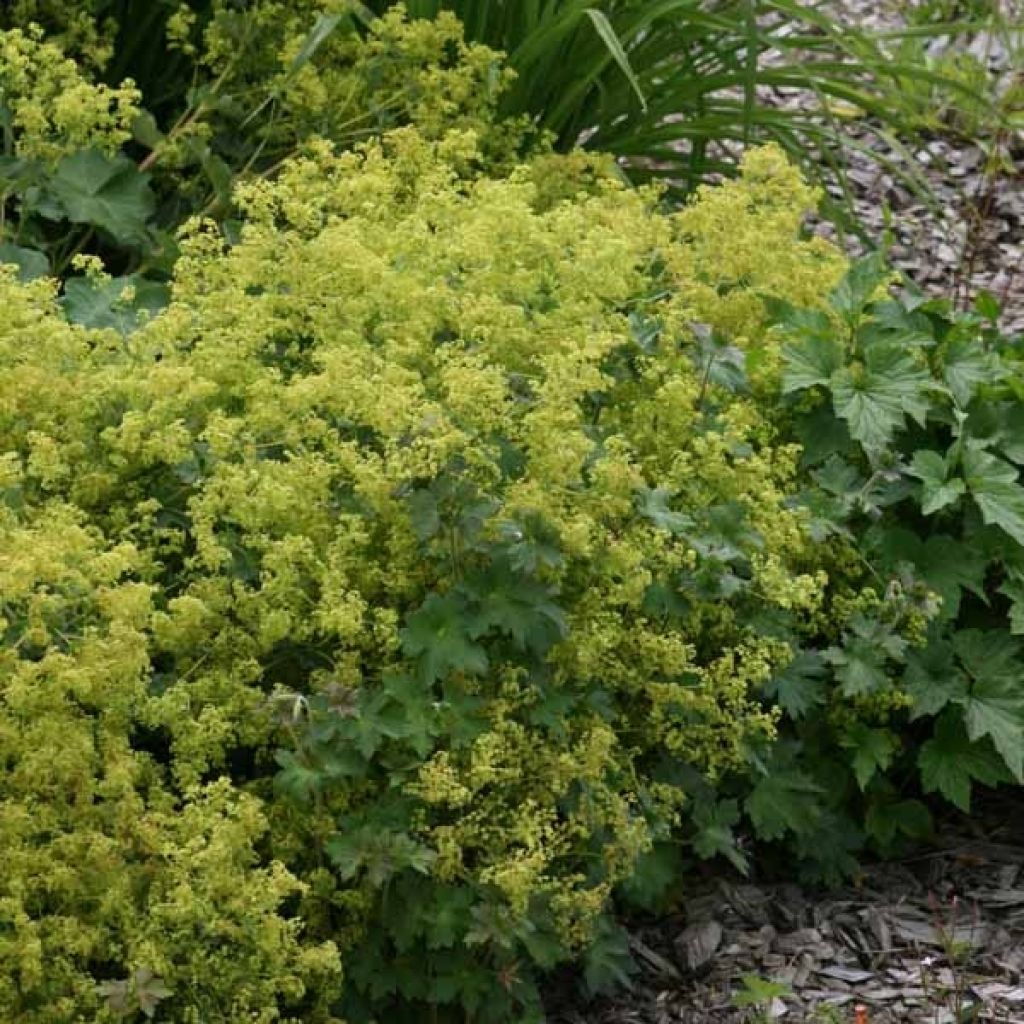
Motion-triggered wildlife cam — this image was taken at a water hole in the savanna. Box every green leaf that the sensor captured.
[763,650,827,720]
[131,110,164,149]
[918,713,1009,811]
[288,12,346,74]
[794,404,855,466]
[692,798,748,874]
[963,444,1024,546]
[582,920,635,996]
[466,901,519,950]
[98,969,171,1021]
[765,299,833,342]
[995,406,1024,465]
[871,528,986,620]
[338,687,411,760]
[908,449,965,515]
[958,676,1024,781]
[825,637,890,697]
[326,826,436,887]
[856,310,934,352]
[831,345,932,450]
[526,683,578,737]
[781,334,844,393]
[913,536,988,618]
[865,798,932,848]
[745,766,822,840]
[953,628,1022,681]
[584,9,647,112]
[424,885,476,951]
[406,489,441,541]
[943,338,997,407]
[641,580,689,620]
[47,149,155,244]
[381,672,439,758]
[691,327,748,395]
[636,486,693,534]
[1000,573,1024,635]
[812,456,862,498]
[618,842,683,911]
[732,974,791,1008]
[132,969,172,1020]
[496,516,564,574]
[829,249,889,320]
[973,290,1001,322]
[61,274,169,334]
[401,593,488,684]
[97,978,133,1018]
[903,643,969,719]
[792,809,865,885]
[842,724,897,790]
[0,242,48,281]
[273,749,325,803]
[464,566,567,656]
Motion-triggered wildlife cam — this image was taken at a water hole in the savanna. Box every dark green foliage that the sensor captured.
[740,256,1024,867]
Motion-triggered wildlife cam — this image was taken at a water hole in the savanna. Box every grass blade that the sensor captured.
[585,8,648,112]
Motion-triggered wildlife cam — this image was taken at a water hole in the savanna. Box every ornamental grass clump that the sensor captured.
[0,134,850,1021]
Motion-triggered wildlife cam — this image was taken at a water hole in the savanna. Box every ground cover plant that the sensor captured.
[1,3,1023,1023]
[0,131,842,1023]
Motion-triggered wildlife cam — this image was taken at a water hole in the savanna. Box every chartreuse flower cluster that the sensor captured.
[0,132,849,1022]
[199,2,521,147]
[0,0,113,67]
[126,0,528,193]
[0,2,529,288]
[0,25,139,163]
[0,280,342,1024]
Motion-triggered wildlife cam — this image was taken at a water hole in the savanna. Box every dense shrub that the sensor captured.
[1,134,857,1021]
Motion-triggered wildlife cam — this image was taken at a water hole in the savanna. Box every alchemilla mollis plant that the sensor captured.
[3,4,1024,1023]
[2,133,858,1022]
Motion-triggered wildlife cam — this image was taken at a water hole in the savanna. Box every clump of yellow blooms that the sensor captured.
[0,118,854,1017]
[0,483,342,1020]
[0,25,139,162]
[0,1,114,67]
[170,1,529,173]
[670,144,848,344]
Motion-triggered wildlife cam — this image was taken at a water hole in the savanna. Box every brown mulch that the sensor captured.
[808,2,1023,336]
[728,0,1024,336]
[547,796,1024,1023]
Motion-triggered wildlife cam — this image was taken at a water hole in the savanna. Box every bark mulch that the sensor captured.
[547,797,1024,1023]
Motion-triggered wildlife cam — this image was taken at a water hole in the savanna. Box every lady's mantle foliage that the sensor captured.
[0,135,846,1021]
[767,254,1024,856]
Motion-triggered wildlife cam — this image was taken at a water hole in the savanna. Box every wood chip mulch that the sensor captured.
[547,796,1024,1023]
